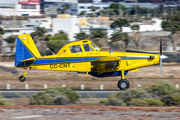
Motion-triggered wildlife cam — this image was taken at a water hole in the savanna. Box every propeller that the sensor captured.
[159,38,168,78]
[160,38,162,78]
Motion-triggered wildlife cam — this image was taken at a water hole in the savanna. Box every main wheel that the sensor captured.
[117,79,130,90]
[19,76,26,82]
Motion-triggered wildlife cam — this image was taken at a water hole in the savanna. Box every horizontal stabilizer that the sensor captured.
[21,58,35,62]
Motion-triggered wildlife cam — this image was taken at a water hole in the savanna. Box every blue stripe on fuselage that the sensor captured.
[17,56,151,67]
[18,57,101,66]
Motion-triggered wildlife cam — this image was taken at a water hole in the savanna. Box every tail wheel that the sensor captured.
[117,79,130,90]
[19,76,26,82]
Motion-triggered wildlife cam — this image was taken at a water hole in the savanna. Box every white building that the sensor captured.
[53,16,80,41]
[25,17,52,29]
[0,0,40,16]
[122,18,163,32]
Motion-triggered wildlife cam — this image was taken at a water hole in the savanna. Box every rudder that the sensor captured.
[15,34,41,67]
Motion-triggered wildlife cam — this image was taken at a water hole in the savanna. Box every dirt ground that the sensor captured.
[0,62,180,89]
[0,106,179,120]
[0,62,180,119]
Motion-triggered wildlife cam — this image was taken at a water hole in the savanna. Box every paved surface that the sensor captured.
[0,90,119,99]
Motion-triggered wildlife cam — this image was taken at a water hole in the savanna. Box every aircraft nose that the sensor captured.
[160,54,168,60]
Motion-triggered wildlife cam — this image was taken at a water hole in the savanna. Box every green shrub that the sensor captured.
[48,87,80,104]
[147,82,177,96]
[0,97,13,106]
[129,98,149,106]
[100,98,110,105]
[30,89,68,105]
[130,98,163,106]
[108,94,116,98]
[161,93,180,106]
[144,98,164,106]
[115,88,156,105]
[54,96,68,105]
[108,98,126,106]
[100,82,180,106]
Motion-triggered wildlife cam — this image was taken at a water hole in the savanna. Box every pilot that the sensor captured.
[71,46,76,53]
[84,44,89,51]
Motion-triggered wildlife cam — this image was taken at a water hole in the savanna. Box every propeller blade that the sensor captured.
[160,57,162,78]
[160,38,162,55]
[160,38,163,78]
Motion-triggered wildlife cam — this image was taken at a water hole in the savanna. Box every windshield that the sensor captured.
[91,43,100,51]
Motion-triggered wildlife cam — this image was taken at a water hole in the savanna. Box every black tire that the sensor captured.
[117,79,130,90]
[19,76,26,82]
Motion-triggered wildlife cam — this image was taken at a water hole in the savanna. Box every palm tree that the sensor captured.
[129,32,141,50]
[62,4,70,14]
[0,27,5,54]
[110,18,129,32]
[90,6,98,17]
[57,8,61,14]
[80,11,86,17]
[4,35,16,53]
[90,28,108,47]
[110,31,129,50]
[31,27,47,53]
[129,24,141,50]
[170,31,180,51]
[161,12,180,50]
[58,30,65,34]
[109,3,126,17]
[48,32,69,53]
[74,31,89,41]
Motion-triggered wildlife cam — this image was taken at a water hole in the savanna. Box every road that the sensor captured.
[0,90,119,99]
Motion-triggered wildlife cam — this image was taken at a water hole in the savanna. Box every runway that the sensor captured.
[0,89,120,99]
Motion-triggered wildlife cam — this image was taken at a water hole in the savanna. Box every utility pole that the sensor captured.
[13,4,16,28]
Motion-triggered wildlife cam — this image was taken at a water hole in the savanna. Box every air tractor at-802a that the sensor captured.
[15,34,168,90]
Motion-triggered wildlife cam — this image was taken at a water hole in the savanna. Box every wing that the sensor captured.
[93,56,121,62]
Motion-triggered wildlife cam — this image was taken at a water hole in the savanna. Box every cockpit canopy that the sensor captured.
[57,40,101,54]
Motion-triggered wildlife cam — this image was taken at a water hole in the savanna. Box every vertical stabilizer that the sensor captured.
[15,34,41,67]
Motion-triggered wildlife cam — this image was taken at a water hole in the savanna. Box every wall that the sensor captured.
[1,19,29,28]
[53,17,80,41]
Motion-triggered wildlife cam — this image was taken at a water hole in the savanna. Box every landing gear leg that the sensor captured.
[117,70,130,90]
[19,68,31,82]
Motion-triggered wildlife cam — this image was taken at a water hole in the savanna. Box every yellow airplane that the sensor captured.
[15,34,167,90]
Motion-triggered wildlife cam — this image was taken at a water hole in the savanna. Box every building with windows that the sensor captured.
[41,0,78,15]
[0,0,17,16]
[77,2,160,15]
[17,0,40,16]
[0,0,40,16]
[78,3,109,15]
